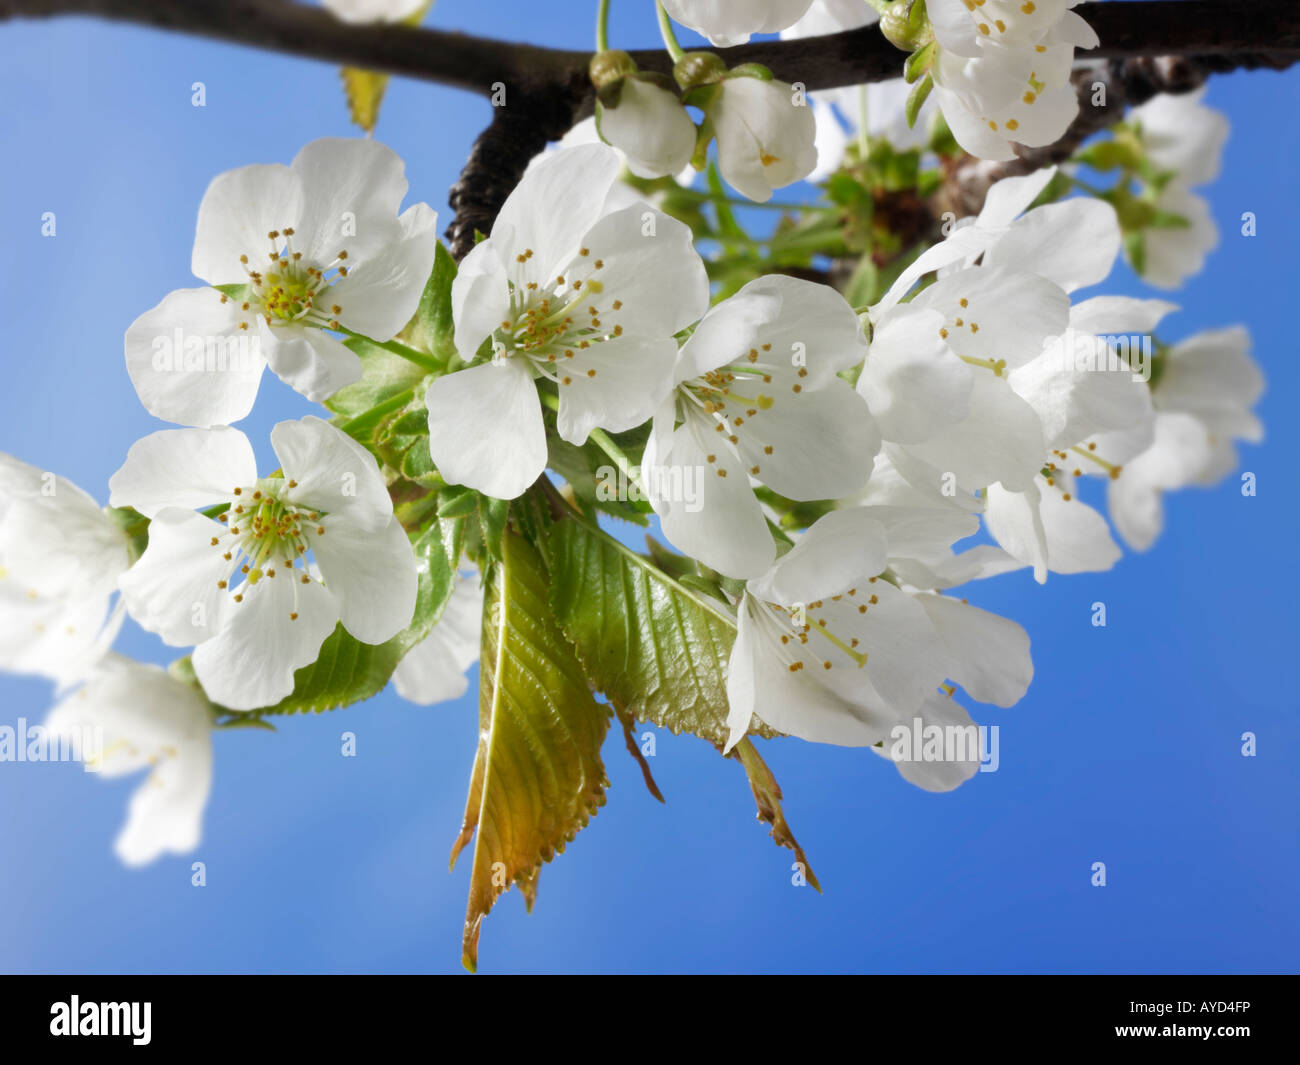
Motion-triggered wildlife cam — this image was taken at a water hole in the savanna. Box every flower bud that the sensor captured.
[589,49,638,90]
[673,51,728,91]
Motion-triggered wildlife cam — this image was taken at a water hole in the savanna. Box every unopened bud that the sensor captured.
[589,49,638,90]
[673,51,728,91]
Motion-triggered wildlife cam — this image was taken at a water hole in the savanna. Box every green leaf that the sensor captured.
[546,515,775,749]
[404,242,460,364]
[341,67,390,133]
[326,337,428,422]
[243,516,464,716]
[904,40,935,84]
[735,740,820,890]
[451,528,611,972]
[437,485,480,519]
[905,72,933,130]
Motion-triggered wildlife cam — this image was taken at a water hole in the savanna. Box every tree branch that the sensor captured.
[4,0,1298,256]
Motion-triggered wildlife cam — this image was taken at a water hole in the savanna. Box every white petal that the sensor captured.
[271,415,393,533]
[653,420,775,579]
[736,377,879,500]
[125,287,268,428]
[916,593,1032,707]
[598,78,697,180]
[311,515,417,645]
[425,360,547,499]
[911,265,1070,371]
[261,321,362,403]
[983,198,1121,292]
[906,372,1046,493]
[565,204,709,337]
[555,335,677,443]
[118,509,232,646]
[46,658,213,865]
[450,233,511,361]
[752,507,888,604]
[109,426,256,517]
[192,572,340,711]
[860,305,972,444]
[290,137,411,265]
[977,166,1057,228]
[331,201,439,341]
[727,598,895,749]
[877,691,981,792]
[712,77,818,202]
[393,574,482,705]
[191,163,303,285]
[494,144,623,287]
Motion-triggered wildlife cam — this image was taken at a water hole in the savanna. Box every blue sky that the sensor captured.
[0,2,1296,974]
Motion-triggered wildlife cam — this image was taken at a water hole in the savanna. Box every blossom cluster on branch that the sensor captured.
[0,0,1267,969]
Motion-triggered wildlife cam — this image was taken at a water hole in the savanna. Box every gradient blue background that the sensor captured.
[0,1,1296,974]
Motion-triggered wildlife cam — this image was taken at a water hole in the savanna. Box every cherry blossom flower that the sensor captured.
[1107,327,1263,550]
[1128,88,1229,188]
[705,73,819,202]
[109,417,417,710]
[126,138,437,427]
[323,0,429,24]
[724,505,1032,760]
[0,455,130,686]
[45,655,213,866]
[597,75,699,180]
[427,144,708,499]
[929,1,1098,162]
[660,0,815,47]
[644,274,879,578]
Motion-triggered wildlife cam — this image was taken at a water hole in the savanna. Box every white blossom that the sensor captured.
[126,138,437,427]
[45,655,213,866]
[645,274,879,578]
[706,74,819,203]
[109,417,417,711]
[427,144,708,499]
[661,0,815,46]
[598,76,699,180]
[0,455,129,686]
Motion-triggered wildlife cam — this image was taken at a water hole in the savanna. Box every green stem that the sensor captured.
[596,0,610,52]
[655,1,686,62]
[863,0,892,15]
[337,386,416,440]
[589,428,645,493]
[338,327,442,373]
[538,388,646,495]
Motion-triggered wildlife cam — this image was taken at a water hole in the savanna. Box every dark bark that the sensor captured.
[3,0,1298,256]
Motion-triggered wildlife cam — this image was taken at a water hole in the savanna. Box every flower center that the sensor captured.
[676,343,799,478]
[208,476,328,621]
[753,591,872,675]
[493,249,626,386]
[222,226,352,333]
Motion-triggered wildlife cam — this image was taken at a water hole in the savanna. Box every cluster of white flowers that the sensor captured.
[1,138,480,865]
[0,7,1263,867]
[590,0,1102,187]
